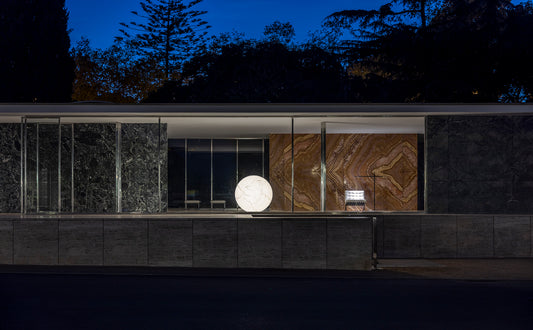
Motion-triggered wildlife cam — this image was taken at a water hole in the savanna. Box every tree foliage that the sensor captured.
[70,0,533,103]
[116,0,210,79]
[322,0,533,102]
[263,21,296,45]
[72,38,165,103]
[0,0,73,102]
[145,35,349,103]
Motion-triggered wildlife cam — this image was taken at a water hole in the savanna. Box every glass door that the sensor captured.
[23,117,61,213]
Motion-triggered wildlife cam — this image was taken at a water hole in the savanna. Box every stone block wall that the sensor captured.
[426,115,533,214]
[0,216,374,270]
[378,214,532,258]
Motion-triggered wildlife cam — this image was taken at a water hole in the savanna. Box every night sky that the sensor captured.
[65,0,383,49]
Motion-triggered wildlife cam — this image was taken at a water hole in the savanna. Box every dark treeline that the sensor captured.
[1,0,532,103]
[0,0,73,102]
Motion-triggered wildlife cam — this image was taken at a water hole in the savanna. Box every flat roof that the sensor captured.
[0,103,532,116]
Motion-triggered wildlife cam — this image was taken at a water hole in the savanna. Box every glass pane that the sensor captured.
[237,139,263,181]
[38,123,59,212]
[163,116,291,212]
[293,118,322,212]
[24,119,60,213]
[168,139,185,209]
[325,117,424,212]
[25,123,38,213]
[60,124,72,212]
[187,139,211,208]
[213,139,237,209]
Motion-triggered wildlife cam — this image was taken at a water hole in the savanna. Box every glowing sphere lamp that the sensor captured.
[235,175,273,212]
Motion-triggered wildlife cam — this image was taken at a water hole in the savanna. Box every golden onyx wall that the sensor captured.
[269,134,418,211]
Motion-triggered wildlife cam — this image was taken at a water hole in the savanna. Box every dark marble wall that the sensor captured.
[73,124,117,213]
[121,123,167,213]
[426,115,533,214]
[0,124,21,212]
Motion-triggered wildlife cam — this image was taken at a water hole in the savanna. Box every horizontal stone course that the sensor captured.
[2,214,530,268]
[14,220,58,265]
[0,220,13,264]
[149,220,192,266]
[457,216,494,257]
[494,216,531,257]
[59,220,103,265]
[282,219,327,269]
[104,220,148,265]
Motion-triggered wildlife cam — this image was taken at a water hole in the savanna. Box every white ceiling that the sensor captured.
[0,115,425,138]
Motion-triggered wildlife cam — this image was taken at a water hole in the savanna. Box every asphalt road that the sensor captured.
[0,273,532,329]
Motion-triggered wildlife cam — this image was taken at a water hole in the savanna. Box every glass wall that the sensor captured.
[21,116,164,214]
[163,116,286,211]
[0,114,425,214]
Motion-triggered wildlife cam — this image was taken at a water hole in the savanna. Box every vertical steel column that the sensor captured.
[115,123,122,213]
[158,118,162,213]
[36,123,39,213]
[291,118,294,212]
[372,217,378,269]
[184,138,188,204]
[58,118,61,213]
[210,138,213,206]
[424,116,428,212]
[236,140,239,183]
[320,122,326,212]
[262,139,265,178]
[71,124,74,213]
[21,117,25,214]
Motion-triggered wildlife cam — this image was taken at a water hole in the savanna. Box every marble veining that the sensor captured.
[270,133,418,212]
[269,134,292,211]
[121,123,167,213]
[0,124,21,212]
[73,123,116,213]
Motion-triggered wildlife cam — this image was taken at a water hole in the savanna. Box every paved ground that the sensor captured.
[378,258,533,280]
[0,259,532,329]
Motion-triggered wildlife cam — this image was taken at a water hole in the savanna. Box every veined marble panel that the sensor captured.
[159,124,168,212]
[60,124,73,212]
[0,124,21,212]
[73,124,116,213]
[121,123,166,213]
[293,134,321,211]
[270,134,418,211]
[327,134,418,211]
[269,134,292,211]
[25,124,38,212]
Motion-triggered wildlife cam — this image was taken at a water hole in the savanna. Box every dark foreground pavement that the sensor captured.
[0,261,533,330]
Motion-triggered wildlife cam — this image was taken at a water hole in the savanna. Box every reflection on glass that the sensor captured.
[38,124,59,212]
[237,139,263,181]
[213,139,237,208]
[187,139,211,208]
[168,139,185,208]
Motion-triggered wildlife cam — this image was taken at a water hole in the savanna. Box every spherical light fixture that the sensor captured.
[235,175,273,212]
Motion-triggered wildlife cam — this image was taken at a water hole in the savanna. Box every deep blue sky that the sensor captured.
[66,0,383,49]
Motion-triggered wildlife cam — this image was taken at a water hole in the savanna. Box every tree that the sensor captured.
[0,0,74,102]
[71,38,165,103]
[323,0,442,40]
[145,36,349,103]
[263,21,296,45]
[116,0,210,80]
[322,0,533,102]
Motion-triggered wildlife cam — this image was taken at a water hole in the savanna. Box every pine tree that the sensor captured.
[116,0,210,80]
